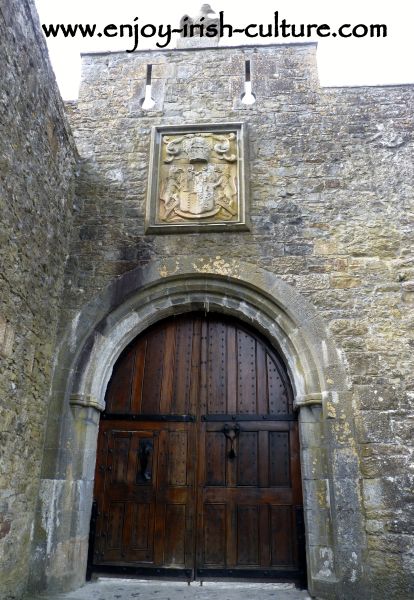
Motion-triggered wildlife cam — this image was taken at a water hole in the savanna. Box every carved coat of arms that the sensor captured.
[146,124,248,233]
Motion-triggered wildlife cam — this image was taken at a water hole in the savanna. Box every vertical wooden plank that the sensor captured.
[131,503,150,549]
[207,319,227,414]
[126,432,140,486]
[258,430,269,488]
[185,423,196,493]
[127,503,151,562]
[131,339,147,414]
[153,428,168,565]
[236,506,260,565]
[122,503,133,555]
[259,505,271,567]
[226,500,237,568]
[270,506,293,566]
[189,317,201,418]
[172,318,193,414]
[236,328,257,414]
[267,353,289,415]
[160,321,176,414]
[145,501,157,563]
[256,341,268,415]
[195,420,206,571]
[141,328,165,414]
[269,432,290,486]
[184,422,196,570]
[107,503,124,550]
[112,433,130,484]
[237,431,258,486]
[167,430,188,486]
[199,319,208,417]
[105,346,135,413]
[123,502,150,558]
[164,504,186,566]
[203,504,226,566]
[226,324,237,414]
[205,432,226,486]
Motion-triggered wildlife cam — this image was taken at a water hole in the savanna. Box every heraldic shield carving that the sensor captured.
[145,123,249,232]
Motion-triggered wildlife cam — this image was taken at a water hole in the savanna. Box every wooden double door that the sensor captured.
[89,314,305,582]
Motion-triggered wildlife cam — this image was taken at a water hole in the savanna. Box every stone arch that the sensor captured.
[32,258,365,599]
[68,258,345,411]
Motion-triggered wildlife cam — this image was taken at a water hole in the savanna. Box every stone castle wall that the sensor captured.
[0,1,77,598]
[60,44,414,598]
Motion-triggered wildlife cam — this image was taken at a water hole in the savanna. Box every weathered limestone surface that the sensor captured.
[60,45,414,599]
[0,1,77,598]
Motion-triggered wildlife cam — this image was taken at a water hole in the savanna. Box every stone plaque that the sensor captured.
[145,123,249,233]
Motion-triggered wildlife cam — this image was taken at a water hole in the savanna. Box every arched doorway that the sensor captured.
[88,313,306,583]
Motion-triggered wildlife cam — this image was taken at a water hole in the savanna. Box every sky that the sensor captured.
[34,0,414,100]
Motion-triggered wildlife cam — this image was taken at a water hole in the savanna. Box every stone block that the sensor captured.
[331,447,360,480]
[305,508,333,546]
[299,419,325,448]
[301,448,328,480]
[354,412,394,444]
[353,383,402,411]
[303,479,331,511]
[307,545,336,582]
[360,443,411,478]
[363,475,414,519]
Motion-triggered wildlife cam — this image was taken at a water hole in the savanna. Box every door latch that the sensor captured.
[222,423,240,459]
[138,439,153,481]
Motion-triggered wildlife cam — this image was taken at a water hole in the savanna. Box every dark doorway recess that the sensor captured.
[88,313,306,584]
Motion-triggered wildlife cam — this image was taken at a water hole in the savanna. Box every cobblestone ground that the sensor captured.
[26,579,312,600]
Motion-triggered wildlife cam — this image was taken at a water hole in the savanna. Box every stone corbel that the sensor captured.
[294,392,323,409]
[70,393,104,412]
